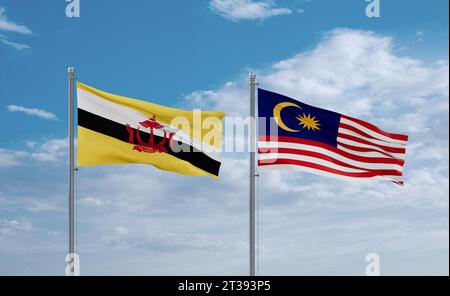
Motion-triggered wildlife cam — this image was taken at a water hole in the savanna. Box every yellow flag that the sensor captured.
[76,82,225,179]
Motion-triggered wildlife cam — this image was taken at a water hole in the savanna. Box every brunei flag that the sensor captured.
[76,82,225,179]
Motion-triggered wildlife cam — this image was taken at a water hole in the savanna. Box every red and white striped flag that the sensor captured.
[258,89,408,185]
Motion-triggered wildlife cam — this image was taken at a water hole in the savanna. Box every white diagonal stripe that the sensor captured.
[258,153,402,173]
[258,142,404,171]
[337,137,405,160]
[258,164,404,183]
[340,117,408,145]
[338,127,407,149]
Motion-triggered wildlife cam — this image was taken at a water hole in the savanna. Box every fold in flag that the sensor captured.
[76,82,225,179]
[258,89,408,185]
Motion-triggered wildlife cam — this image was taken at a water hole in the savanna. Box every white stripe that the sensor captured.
[258,153,402,174]
[258,164,404,183]
[340,117,408,145]
[77,88,220,158]
[335,143,405,160]
[258,141,404,171]
[259,140,405,162]
[338,127,407,149]
[337,137,405,160]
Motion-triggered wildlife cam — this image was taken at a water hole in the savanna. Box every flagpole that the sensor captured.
[249,72,256,276]
[67,66,75,276]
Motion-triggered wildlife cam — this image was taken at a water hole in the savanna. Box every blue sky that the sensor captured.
[0,0,449,275]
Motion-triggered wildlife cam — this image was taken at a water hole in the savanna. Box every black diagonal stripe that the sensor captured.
[77,109,220,176]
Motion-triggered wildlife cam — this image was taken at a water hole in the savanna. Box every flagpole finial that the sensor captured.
[68,66,75,75]
[249,72,256,82]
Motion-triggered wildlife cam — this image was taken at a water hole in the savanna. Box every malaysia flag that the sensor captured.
[258,89,408,185]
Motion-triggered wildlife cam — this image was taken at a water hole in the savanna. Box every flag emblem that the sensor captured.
[258,89,409,185]
[296,113,320,131]
[125,116,176,154]
[273,101,321,132]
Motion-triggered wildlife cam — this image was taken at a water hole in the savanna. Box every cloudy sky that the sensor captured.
[0,0,448,275]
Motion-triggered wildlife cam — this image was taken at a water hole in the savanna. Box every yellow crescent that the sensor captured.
[273,102,302,132]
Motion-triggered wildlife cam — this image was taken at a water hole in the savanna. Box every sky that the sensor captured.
[0,0,448,275]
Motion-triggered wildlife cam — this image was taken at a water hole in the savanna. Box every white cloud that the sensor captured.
[6,105,57,120]
[0,219,32,235]
[24,140,37,149]
[415,31,424,42]
[106,228,226,253]
[184,81,247,116]
[0,6,32,50]
[112,226,129,237]
[79,196,109,207]
[0,7,32,34]
[188,28,448,132]
[0,35,30,50]
[0,149,28,167]
[25,198,65,213]
[261,29,448,117]
[30,138,68,162]
[0,138,67,167]
[210,0,291,21]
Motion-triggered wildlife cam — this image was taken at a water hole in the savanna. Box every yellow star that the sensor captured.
[296,113,321,131]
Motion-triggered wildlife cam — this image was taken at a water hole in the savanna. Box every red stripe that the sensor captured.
[341,114,408,141]
[337,142,401,159]
[337,133,406,153]
[259,148,404,173]
[258,135,405,165]
[339,122,383,142]
[258,158,403,178]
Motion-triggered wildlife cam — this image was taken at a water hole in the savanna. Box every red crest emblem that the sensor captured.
[125,115,175,153]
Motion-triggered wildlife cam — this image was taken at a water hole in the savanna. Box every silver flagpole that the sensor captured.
[249,72,256,276]
[67,66,75,276]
